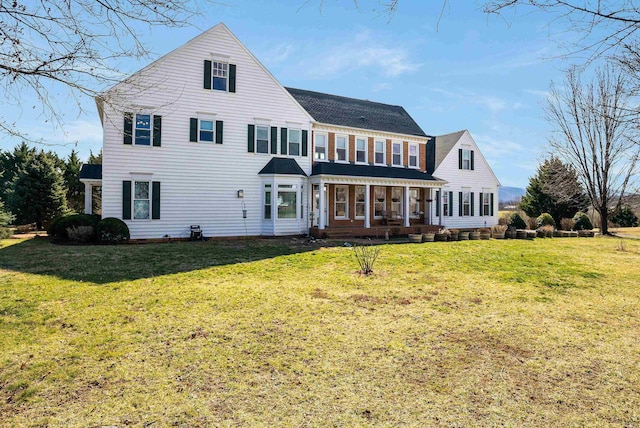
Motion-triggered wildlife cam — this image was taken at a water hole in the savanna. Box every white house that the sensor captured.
[80,23,501,239]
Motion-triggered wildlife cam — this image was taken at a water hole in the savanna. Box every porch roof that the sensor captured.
[79,164,102,180]
[311,162,443,182]
[258,157,307,176]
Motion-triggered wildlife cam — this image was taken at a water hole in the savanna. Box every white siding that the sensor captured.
[101,24,312,239]
[432,131,501,229]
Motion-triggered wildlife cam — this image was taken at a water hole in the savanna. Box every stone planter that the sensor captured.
[546,230,554,238]
[449,231,459,241]
[434,233,448,242]
[560,230,571,237]
[516,229,527,239]
[526,231,537,239]
[553,230,562,237]
[578,230,594,237]
[505,230,517,239]
[459,231,470,241]
[493,233,505,239]
[423,233,435,242]
[408,233,422,243]
[469,231,480,240]
[536,230,546,238]
[569,231,578,237]
[479,232,491,240]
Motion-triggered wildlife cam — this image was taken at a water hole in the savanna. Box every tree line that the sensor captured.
[0,143,101,229]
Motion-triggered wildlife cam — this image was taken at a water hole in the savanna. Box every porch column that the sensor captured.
[319,180,326,230]
[364,184,371,228]
[404,185,410,227]
[84,182,92,214]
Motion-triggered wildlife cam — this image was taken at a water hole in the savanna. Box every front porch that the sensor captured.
[309,224,441,239]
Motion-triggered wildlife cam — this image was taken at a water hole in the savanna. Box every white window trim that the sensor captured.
[334,185,349,219]
[255,124,270,155]
[134,113,152,147]
[374,140,386,166]
[263,184,272,220]
[409,188,420,218]
[462,148,471,170]
[335,134,349,163]
[408,143,419,169]
[442,191,450,217]
[482,192,491,216]
[355,136,368,165]
[462,191,471,217]
[212,60,229,92]
[288,128,302,157]
[132,180,151,221]
[277,184,298,220]
[355,185,366,220]
[314,132,328,162]
[198,119,215,143]
[391,141,403,167]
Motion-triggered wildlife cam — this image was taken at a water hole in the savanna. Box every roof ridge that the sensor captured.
[285,87,405,110]
[436,129,467,138]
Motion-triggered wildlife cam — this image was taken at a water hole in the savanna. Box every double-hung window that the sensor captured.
[409,144,418,168]
[277,185,296,219]
[374,140,385,165]
[462,149,471,170]
[314,134,327,160]
[482,192,490,216]
[212,61,228,91]
[356,138,367,163]
[256,125,269,154]
[288,129,301,156]
[462,191,471,216]
[374,187,386,217]
[134,114,151,146]
[442,192,449,217]
[336,135,348,162]
[392,142,402,166]
[199,120,214,142]
[134,181,150,219]
[355,186,365,218]
[264,185,272,220]
[335,185,348,219]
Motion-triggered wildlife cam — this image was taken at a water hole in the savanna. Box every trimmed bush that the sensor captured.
[0,227,12,239]
[97,217,130,243]
[560,218,575,231]
[537,213,556,228]
[66,225,95,243]
[508,212,527,230]
[610,206,638,228]
[572,212,593,231]
[50,214,101,242]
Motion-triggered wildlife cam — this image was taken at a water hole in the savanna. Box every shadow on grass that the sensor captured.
[0,237,322,284]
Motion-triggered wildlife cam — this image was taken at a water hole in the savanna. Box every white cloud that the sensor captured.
[372,83,391,92]
[263,43,296,67]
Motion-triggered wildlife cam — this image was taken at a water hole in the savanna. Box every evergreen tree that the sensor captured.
[64,150,84,213]
[520,157,588,226]
[88,149,102,215]
[0,200,14,226]
[10,151,67,228]
[0,143,35,206]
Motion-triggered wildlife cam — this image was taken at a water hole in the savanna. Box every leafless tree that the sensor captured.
[1,0,215,142]
[545,65,640,234]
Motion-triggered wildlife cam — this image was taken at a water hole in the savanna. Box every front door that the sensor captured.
[312,184,328,227]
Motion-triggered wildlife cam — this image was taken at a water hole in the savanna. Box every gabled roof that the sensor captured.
[434,130,466,169]
[312,162,443,182]
[258,158,307,176]
[79,164,102,180]
[286,87,427,138]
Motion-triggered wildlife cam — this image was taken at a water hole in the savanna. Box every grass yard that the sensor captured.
[0,236,639,427]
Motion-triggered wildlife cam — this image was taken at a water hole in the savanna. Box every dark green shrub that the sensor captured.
[47,216,63,236]
[572,212,593,231]
[537,213,556,228]
[610,206,638,227]
[50,214,101,242]
[509,212,527,230]
[0,227,12,239]
[97,217,130,243]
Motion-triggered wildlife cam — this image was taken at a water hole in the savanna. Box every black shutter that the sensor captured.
[247,124,255,152]
[204,60,212,89]
[190,118,198,142]
[302,130,308,156]
[153,115,162,147]
[459,192,463,216]
[449,191,453,216]
[280,127,288,155]
[491,193,494,216]
[124,112,133,145]
[436,190,440,217]
[152,182,161,220]
[471,150,475,170]
[471,192,475,216]
[122,181,131,220]
[229,64,236,93]
[458,148,462,169]
[216,120,223,144]
[270,127,278,154]
[479,192,483,216]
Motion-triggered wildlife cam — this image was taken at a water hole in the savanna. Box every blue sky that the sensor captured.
[1,0,586,188]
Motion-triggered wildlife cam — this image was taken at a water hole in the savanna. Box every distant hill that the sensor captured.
[499,186,525,204]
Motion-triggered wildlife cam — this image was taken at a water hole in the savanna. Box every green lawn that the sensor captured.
[1,236,639,426]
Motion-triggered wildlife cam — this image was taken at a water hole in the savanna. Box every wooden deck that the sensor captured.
[309,225,441,239]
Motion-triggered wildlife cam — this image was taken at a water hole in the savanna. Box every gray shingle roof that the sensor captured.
[79,164,102,180]
[312,162,442,182]
[258,157,307,176]
[286,87,427,137]
[435,130,466,169]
